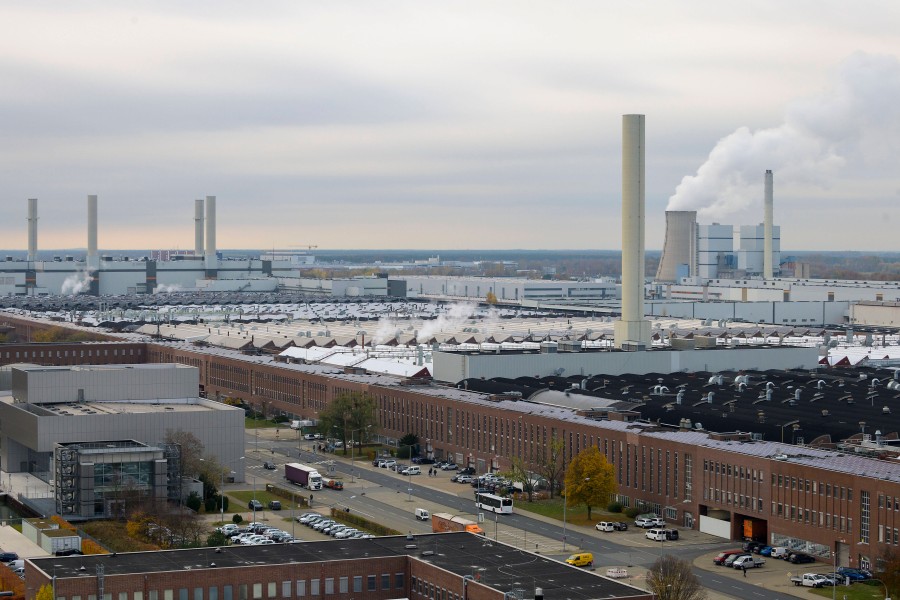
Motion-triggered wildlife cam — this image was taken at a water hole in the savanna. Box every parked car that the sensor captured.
[0,553,18,563]
[263,461,276,470]
[769,546,789,559]
[790,573,830,587]
[267,500,282,510]
[758,546,774,556]
[595,522,615,532]
[663,528,679,540]
[723,553,747,568]
[458,467,476,475]
[634,516,664,528]
[401,466,421,475]
[248,499,263,510]
[440,463,458,471]
[564,553,594,568]
[611,521,628,531]
[732,555,765,569]
[837,567,871,581]
[789,553,816,564]
[742,541,764,553]
[381,460,396,469]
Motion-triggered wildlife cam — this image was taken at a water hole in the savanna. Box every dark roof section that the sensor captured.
[32,533,648,600]
[465,366,900,444]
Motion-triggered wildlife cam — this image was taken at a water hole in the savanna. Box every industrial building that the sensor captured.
[395,276,617,303]
[26,533,653,600]
[0,363,245,489]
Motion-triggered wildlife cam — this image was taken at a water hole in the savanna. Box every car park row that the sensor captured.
[295,513,374,539]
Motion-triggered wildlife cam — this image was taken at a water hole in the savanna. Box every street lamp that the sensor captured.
[780,420,800,444]
[864,578,890,600]
[350,425,371,483]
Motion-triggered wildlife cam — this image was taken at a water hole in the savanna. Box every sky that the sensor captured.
[1,1,899,251]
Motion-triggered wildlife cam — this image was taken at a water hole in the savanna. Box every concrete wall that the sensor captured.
[850,302,900,327]
[432,346,820,382]
[646,300,849,326]
[11,364,198,404]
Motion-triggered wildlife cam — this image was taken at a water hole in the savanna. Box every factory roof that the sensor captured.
[31,533,649,600]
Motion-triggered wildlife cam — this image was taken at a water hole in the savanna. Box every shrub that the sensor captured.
[232,514,243,524]
[204,498,217,512]
[82,539,109,555]
[186,492,202,512]
[207,531,228,547]
[607,501,623,513]
[624,507,641,518]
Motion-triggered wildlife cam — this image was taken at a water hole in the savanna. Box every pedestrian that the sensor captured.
[742,565,747,577]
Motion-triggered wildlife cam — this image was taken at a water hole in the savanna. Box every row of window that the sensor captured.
[705,489,764,511]
[58,573,406,600]
[704,460,764,482]
[771,502,854,533]
[772,475,853,501]
[2,347,141,360]
[411,576,459,600]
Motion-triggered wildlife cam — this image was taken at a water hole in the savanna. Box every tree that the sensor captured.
[502,458,535,502]
[646,555,707,600]
[207,530,228,547]
[564,446,616,520]
[874,546,900,599]
[318,392,378,455]
[536,434,565,498]
[35,584,54,600]
[398,433,419,459]
[485,291,498,304]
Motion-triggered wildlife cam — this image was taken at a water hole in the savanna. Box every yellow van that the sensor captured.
[564,552,594,567]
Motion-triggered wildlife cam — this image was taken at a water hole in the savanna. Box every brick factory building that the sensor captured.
[26,533,653,600]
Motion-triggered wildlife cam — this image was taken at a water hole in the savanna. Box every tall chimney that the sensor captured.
[205,195,217,273]
[656,210,697,282]
[87,194,99,270]
[614,114,652,350]
[763,170,774,280]
[194,198,205,256]
[27,198,38,262]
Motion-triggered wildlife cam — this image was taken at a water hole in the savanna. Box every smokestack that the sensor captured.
[205,195,217,272]
[614,114,652,350]
[656,210,697,282]
[87,194,99,269]
[27,198,38,262]
[763,170,774,279]
[195,198,205,256]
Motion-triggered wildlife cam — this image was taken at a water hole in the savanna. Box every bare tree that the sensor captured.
[536,434,565,498]
[646,555,707,600]
[501,458,535,502]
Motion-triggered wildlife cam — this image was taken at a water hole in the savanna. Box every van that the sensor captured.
[415,508,430,521]
[565,553,594,568]
[595,521,615,532]
[267,500,282,510]
[402,466,421,476]
[645,529,667,541]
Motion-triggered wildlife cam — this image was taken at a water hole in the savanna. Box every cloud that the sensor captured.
[667,53,900,218]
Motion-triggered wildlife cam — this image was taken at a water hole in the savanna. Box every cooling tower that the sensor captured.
[763,170,773,280]
[656,210,697,282]
[614,114,652,350]
[27,198,38,262]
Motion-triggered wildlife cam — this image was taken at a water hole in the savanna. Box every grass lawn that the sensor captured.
[809,581,887,600]
[513,496,628,527]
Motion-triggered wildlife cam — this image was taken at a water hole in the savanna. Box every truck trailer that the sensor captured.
[285,462,323,490]
[431,512,484,535]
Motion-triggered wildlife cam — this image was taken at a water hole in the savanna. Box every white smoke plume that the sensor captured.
[61,268,93,294]
[154,284,183,293]
[667,53,900,218]
[370,302,481,345]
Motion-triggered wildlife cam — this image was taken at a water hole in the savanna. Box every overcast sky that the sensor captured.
[1,1,899,251]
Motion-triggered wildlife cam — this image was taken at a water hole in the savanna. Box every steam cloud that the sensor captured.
[154,284,184,293]
[370,302,480,345]
[667,52,900,218]
[61,268,93,295]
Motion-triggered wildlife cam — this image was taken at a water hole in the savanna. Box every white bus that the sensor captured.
[475,492,513,514]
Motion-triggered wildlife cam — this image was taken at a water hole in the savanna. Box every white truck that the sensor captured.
[285,462,323,490]
[790,573,829,588]
[731,555,765,569]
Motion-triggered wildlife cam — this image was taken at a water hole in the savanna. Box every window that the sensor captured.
[267,584,276,600]
[223,587,232,600]
[310,581,319,598]
[395,573,405,589]
[136,594,144,600]
[252,585,261,600]
[324,579,333,595]
[368,576,377,592]
[352,578,362,594]
[861,491,870,544]
[282,582,292,598]
[180,590,188,600]
[339,579,347,594]
[195,590,203,600]
[382,574,391,590]
[120,594,128,600]
[296,582,305,598]
[208,590,216,600]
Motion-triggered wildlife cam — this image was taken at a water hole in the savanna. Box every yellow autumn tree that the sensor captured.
[35,584,54,600]
[564,446,616,520]
[485,291,498,304]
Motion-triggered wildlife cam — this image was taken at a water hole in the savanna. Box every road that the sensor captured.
[244,431,799,600]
